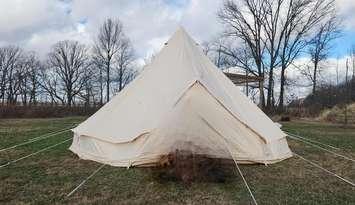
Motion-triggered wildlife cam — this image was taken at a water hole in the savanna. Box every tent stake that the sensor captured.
[284,131,340,150]
[293,152,355,187]
[67,164,106,197]
[0,138,72,169]
[0,125,75,153]
[287,135,355,163]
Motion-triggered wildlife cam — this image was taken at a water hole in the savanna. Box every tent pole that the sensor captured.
[0,138,72,168]
[0,125,76,153]
[67,164,106,197]
[293,152,355,187]
[287,135,355,163]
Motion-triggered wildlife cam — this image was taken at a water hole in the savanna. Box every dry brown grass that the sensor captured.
[0,117,354,204]
[318,103,355,124]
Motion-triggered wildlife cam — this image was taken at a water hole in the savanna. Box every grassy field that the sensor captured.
[0,117,354,205]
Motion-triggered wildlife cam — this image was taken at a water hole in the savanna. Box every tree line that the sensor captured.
[203,0,339,113]
[0,0,344,113]
[0,18,136,107]
[299,49,355,116]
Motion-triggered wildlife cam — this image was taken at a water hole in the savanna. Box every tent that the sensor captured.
[69,27,292,167]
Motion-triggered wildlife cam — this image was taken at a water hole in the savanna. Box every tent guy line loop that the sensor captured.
[0,138,72,169]
[0,125,76,153]
[293,152,355,187]
[286,134,355,163]
[284,131,340,150]
[67,164,106,197]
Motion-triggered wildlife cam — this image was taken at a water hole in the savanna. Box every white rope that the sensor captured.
[27,125,75,142]
[293,152,355,187]
[284,131,340,150]
[233,158,258,205]
[67,164,106,197]
[287,135,355,163]
[0,138,72,168]
[217,133,258,204]
[200,117,258,205]
[0,125,76,152]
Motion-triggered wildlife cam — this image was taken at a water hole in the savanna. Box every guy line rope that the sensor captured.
[0,137,72,168]
[284,131,354,187]
[284,131,340,150]
[0,124,77,153]
[293,152,355,187]
[218,134,258,205]
[67,164,106,197]
[285,132,355,163]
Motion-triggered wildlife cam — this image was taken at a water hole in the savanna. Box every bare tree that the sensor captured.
[14,52,41,105]
[219,0,336,112]
[219,0,267,108]
[47,40,89,107]
[219,41,261,97]
[217,41,256,73]
[344,59,350,125]
[93,18,124,103]
[16,54,30,105]
[305,16,340,95]
[0,46,22,105]
[5,48,23,105]
[26,52,41,105]
[115,37,136,92]
[350,46,355,78]
[201,39,230,69]
[261,0,286,110]
[91,54,105,105]
[38,63,65,105]
[277,0,336,110]
[76,64,97,106]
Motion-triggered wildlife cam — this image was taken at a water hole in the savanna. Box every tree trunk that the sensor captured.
[1,87,4,105]
[23,78,27,106]
[259,80,265,109]
[106,61,110,102]
[278,66,286,111]
[67,93,72,107]
[312,61,318,95]
[99,68,103,105]
[30,86,36,105]
[245,69,249,97]
[256,60,265,109]
[266,67,274,110]
[119,65,123,91]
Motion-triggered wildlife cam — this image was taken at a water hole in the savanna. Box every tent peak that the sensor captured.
[168,26,193,43]
[176,25,187,33]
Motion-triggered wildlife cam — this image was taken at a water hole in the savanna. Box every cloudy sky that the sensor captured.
[0,0,354,97]
[1,0,353,59]
[0,0,223,61]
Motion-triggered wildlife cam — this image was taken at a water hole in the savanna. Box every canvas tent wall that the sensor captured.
[69,27,292,167]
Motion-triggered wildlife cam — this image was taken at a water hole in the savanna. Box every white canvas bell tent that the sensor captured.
[69,27,292,167]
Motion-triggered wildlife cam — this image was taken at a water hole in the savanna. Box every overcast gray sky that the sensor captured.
[0,0,354,59]
[0,0,221,62]
[0,0,355,94]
